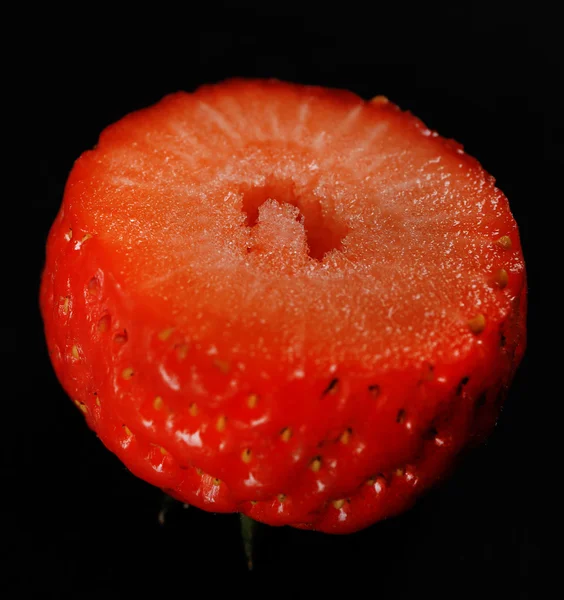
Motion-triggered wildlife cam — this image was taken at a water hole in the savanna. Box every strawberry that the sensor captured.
[40,79,526,534]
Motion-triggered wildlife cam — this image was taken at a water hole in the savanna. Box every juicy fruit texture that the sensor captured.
[40,79,526,533]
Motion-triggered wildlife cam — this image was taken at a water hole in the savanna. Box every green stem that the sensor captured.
[239,513,258,571]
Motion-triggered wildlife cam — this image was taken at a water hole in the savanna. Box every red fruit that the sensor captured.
[40,79,526,533]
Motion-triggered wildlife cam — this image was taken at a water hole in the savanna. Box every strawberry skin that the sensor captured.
[40,79,526,533]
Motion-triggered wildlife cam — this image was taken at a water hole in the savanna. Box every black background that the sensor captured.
[23,1,558,596]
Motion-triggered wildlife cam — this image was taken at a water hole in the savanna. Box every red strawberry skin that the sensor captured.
[40,79,526,533]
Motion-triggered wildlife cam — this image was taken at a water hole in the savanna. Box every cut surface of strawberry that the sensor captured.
[41,79,526,533]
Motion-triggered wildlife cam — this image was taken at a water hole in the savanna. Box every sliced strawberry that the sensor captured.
[40,79,526,533]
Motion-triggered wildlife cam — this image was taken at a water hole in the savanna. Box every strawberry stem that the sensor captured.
[239,513,258,571]
[157,493,178,526]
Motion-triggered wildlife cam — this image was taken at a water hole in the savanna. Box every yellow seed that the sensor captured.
[88,278,99,295]
[196,468,203,475]
[496,235,512,250]
[64,228,73,241]
[176,344,188,360]
[366,477,376,486]
[250,500,257,506]
[95,397,101,407]
[74,400,87,414]
[280,427,292,442]
[122,367,135,380]
[495,268,509,289]
[61,296,69,315]
[332,499,345,509]
[153,396,164,410]
[81,234,92,243]
[340,428,352,444]
[247,393,259,408]
[114,332,128,344]
[241,449,252,463]
[98,315,110,333]
[310,457,322,472]
[468,313,486,335]
[278,494,286,502]
[160,446,168,455]
[216,415,227,431]
[71,345,79,360]
[213,359,230,374]
[158,327,174,341]
[213,478,221,485]
[395,467,405,477]
[123,425,132,436]
[189,403,199,417]
[371,95,389,104]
